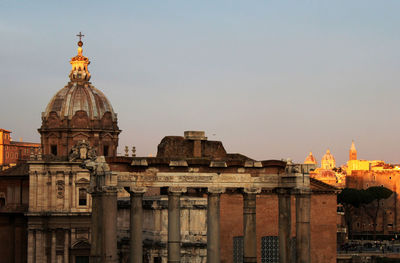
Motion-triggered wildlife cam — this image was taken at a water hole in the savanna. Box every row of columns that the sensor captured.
[278,188,311,263]
[124,187,310,263]
[27,228,70,263]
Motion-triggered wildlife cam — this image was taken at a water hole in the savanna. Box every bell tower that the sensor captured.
[349,140,357,161]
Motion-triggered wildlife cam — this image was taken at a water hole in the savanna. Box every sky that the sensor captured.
[1,0,400,165]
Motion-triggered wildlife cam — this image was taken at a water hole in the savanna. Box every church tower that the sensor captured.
[349,140,357,161]
[38,34,120,158]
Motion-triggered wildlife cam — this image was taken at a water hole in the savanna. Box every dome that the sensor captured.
[321,149,336,170]
[44,83,117,121]
[39,36,120,158]
[304,152,317,165]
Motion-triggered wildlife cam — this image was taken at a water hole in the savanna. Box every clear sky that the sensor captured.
[1,0,400,165]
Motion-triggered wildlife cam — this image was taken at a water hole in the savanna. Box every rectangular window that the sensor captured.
[79,188,87,206]
[51,145,57,156]
[103,145,109,157]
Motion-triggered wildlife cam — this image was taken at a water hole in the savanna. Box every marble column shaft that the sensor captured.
[64,230,69,263]
[35,229,44,262]
[296,191,311,263]
[168,188,185,263]
[51,230,56,263]
[102,189,118,263]
[27,230,35,263]
[129,188,146,263]
[243,190,258,263]
[207,188,224,263]
[90,192,103,263]
[278,189,292,263]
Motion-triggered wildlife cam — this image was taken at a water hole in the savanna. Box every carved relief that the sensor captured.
[69,140,97,162]
[56,180,65,199]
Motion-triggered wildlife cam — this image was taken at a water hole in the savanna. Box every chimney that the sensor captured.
[184,131,207,158]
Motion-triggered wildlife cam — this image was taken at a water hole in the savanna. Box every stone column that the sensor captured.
[90,191,102,263]
[168,187,186,263]
[127,187,147,263]
[64,174,70,209]
[102,187,118,263]
[35,229,43,262]
[243,188,260,263]
[64,229,69,263]
[72,173,76,210]
[207,187,224,263]
[51,173,56,210]
[51,230,56,263]
[277,188,292,263]
[27,229,35,263]
[295,189,311,263]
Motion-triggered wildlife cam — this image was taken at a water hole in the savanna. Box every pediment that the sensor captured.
[76,178,90,185]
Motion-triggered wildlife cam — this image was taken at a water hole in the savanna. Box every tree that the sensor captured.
[338,188,363,238]
[338,186,393,239]
[362,186,393,236]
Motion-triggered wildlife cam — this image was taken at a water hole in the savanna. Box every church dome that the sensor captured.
[44,83,116,121]
[321,149,336,170]
[304,152,317,165]
[39,35,120,158]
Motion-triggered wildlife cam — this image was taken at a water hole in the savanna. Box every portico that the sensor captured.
[90,155,314,263]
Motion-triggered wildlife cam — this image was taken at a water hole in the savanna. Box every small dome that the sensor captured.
[321,149,336,169]
[44,83,116,121]
[304,152,317,165]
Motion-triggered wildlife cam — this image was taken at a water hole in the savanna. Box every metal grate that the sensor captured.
[261,236,296,263]
[233,236,243,263]
[261,236,279,263]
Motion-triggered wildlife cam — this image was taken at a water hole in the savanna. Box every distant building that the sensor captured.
[306,149,345,188]
[321,149,336,170]
[0,129,40,170]
[304,152,317,165]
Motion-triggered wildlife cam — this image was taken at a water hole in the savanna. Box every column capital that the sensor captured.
[292,188,312,196]
[168,186,187,194]
[124,186,147,195]
[208,187,225,194]
[276,187,292,196]
[243,187,261,195]
[101,186,119,194]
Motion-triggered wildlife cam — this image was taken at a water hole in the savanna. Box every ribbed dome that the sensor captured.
[39,37,120,158]
[321,149,336,169]
[44,83,116,121]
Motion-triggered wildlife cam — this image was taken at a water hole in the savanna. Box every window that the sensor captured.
[79,188,87,206]
[0,198,5,207]
[103,145,109,157]
[51,145,57,156]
